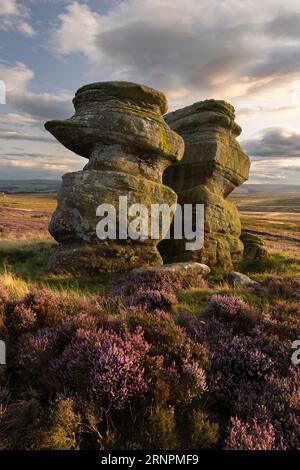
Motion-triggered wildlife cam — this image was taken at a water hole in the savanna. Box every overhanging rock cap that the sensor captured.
[165,99,241,136]
[74,81,168,114]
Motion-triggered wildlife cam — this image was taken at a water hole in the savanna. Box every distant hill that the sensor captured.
[0,179,61,194]
[232,184,300,196]
[0,181,298,197]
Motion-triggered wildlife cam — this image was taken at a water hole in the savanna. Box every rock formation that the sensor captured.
[45,81,184,274]
[160,100,250,271]
[240,230,268,263]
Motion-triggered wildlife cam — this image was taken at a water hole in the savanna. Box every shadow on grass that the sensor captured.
[0,239,121,295]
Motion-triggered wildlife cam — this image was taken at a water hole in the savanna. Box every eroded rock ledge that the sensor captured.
[45,81,184,275]
[160,99,250,271]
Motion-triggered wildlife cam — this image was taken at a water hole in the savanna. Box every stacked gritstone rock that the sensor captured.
[160,100,250,271]
[45,81,184,275]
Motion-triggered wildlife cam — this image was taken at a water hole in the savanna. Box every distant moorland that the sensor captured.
[0,179,61,194]
[0,182,299,450]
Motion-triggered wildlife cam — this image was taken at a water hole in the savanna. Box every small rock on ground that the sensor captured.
[227,271,259,288]
[131,262,211,276]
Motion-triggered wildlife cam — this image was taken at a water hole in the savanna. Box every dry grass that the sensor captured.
[0,193,57,211]
[0,194,55,240]
[0,270,29,299]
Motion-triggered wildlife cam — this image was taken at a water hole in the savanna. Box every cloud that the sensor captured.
[0,130,55,143]
[0,161,67,179]
[250,173,286,181]
[242,128,300,159]
[0,60,78,180]
[248,153,300,184]
[0,150,82,179]
[243,45,300,81]
[50,1,101,60]
[9,90,72,121]
[1,0,299,183]
[0,61,33,93]
[0,61,72,121]
[0,113,37,124]
[266,13,300,39]
[48,0,300,105]
[0,0,35,37]
[5,151,79,164]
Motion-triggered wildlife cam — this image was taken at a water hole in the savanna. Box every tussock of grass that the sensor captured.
[175,288,212,317]
[0,240,120,296]
[0,240,55,280]
[0,271,29,299]
[175,282,266,318]
[241,246,300,280]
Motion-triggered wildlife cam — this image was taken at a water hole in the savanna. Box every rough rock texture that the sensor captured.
[131,261,211,276]
[240,230,268,263]
[45,81,184,274]
[227,271,260,288]
[160,100,250,271]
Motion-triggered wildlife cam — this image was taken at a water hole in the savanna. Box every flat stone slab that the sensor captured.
[131,262,211,276]
[227,271,259,288]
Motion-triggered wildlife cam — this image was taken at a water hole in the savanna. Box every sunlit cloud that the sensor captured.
[0,0,299,182]
[0,0,35,37]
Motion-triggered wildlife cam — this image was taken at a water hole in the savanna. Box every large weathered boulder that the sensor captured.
[45,81,184,275]
[160,100,250,271]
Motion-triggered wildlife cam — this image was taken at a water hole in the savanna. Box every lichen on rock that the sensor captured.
[160,99,250,271]
[45,81,184,275]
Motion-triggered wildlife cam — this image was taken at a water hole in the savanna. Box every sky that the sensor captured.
[0,0,300,184]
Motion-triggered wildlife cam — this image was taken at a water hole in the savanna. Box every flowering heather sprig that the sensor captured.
[212,334,275,402]
[207,295,249,317]
[15,313,150,410]
[177,310,204,340]
[23,288,69,327]
[0,387,10,418]
[271,301,300,321]
[124,289,177,311]
[278,413,300,449]
[16,327,60,380]
[251,276,300,300]
[0,207,51,238]
[126,308,208,365]
[109,269,206,297]
[5,303,37,334]
[181,358,207,401]
[50,327,150,409]
[206,295,259,329]
[14,313,99,381]
[22,288,106,328]
[226,417,276,450]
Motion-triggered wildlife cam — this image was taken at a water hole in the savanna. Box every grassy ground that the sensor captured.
[0,190,299,299]
[0,193,57,211]
[0,193,55,239]
[0,240,119,298]
[0,193,118,297]
[1,189,299,450]
[229,190,300,256]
